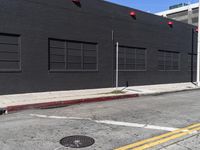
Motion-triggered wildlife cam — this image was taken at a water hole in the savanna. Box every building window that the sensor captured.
[192,8,199,14]
[192,17,198,23]
[188,53,197,71]
[49,39,98,71]
[0,33,21,72]
[179,19,188,23]
[158,50,180,71]
[118,45,146,71]
[167,10,188,18]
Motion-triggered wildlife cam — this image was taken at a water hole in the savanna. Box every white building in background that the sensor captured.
[156,3,199,26]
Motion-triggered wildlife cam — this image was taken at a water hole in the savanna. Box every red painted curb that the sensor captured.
[6,94,139,112]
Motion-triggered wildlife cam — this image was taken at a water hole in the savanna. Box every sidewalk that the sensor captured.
[0,82,199,113]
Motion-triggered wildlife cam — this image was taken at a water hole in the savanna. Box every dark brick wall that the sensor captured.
[0,0,197,94]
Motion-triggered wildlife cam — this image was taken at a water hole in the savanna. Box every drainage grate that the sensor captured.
[60,135,95,148]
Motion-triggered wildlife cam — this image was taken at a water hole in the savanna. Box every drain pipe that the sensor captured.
[121,81,129,91]
[197,0,200,86]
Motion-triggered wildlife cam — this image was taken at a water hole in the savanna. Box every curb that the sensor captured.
[5,94,139,113]
[2,87,200,114]
[140,87,200,97]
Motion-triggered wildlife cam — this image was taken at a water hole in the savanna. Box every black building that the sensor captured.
[0,0,197,95]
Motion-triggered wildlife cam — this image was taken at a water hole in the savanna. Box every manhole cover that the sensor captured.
[60,135,95,148]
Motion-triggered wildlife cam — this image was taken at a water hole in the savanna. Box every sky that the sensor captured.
[105,0,198,13]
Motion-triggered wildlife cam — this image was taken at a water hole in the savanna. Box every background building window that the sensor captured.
[0,33,21,72]
[167,10,188,18]
[158,50,180,71]
[192,17,198,23]
[49,39,98,71]
[118,45,146,71]
[192,8,199,14]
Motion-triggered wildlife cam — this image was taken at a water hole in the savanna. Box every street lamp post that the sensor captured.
[197,1,200,86]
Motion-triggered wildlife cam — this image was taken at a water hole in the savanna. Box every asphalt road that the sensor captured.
[0,90,200,150]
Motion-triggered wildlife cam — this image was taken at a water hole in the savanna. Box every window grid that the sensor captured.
[192,8,199,14]
[118,45,146,71]
[158,50,180,71]
[0,33,21,72]
[49,39,98,71]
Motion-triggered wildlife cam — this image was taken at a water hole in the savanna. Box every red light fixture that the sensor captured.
[72,0,81,7]
[130,11,136,18]
[168,21,173,27]
[72,0,80,4]
[195,28,198,32]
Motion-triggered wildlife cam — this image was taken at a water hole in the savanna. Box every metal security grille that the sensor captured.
[158,50,180,71]
[118,45,146,71]
[0,33,21,72]
[49,39,98,71]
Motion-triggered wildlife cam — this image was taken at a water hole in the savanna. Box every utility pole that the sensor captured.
[197,1,200,86]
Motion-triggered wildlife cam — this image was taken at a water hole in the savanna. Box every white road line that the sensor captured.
[145,124,178,131]
[30,114,179,131]
[30,114,92,120]
[94,120,178,131]
[54,146,65,150]
[30,114,48,118]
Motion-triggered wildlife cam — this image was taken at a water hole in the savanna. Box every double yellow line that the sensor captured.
[115,123,200,150]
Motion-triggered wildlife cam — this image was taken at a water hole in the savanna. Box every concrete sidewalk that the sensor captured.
[0,82,199,113]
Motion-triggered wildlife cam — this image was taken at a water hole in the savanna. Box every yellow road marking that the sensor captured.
[115,123,200,150]
[132,126,200,150]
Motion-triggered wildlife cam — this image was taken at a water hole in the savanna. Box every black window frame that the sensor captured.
[0,33,21,73]
[117,45,147,72]
[48,38,98,72]
[158,50,180,71]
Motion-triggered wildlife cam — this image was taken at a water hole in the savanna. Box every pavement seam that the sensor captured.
[156,132,200,150]
[176,143,193,150]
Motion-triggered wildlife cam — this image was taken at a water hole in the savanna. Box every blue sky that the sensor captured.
[105,0,198,13]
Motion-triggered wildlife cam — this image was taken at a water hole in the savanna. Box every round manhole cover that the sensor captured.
[60,135,95,148]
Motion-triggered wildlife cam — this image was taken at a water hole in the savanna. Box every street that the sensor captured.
[0,90,200,150]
